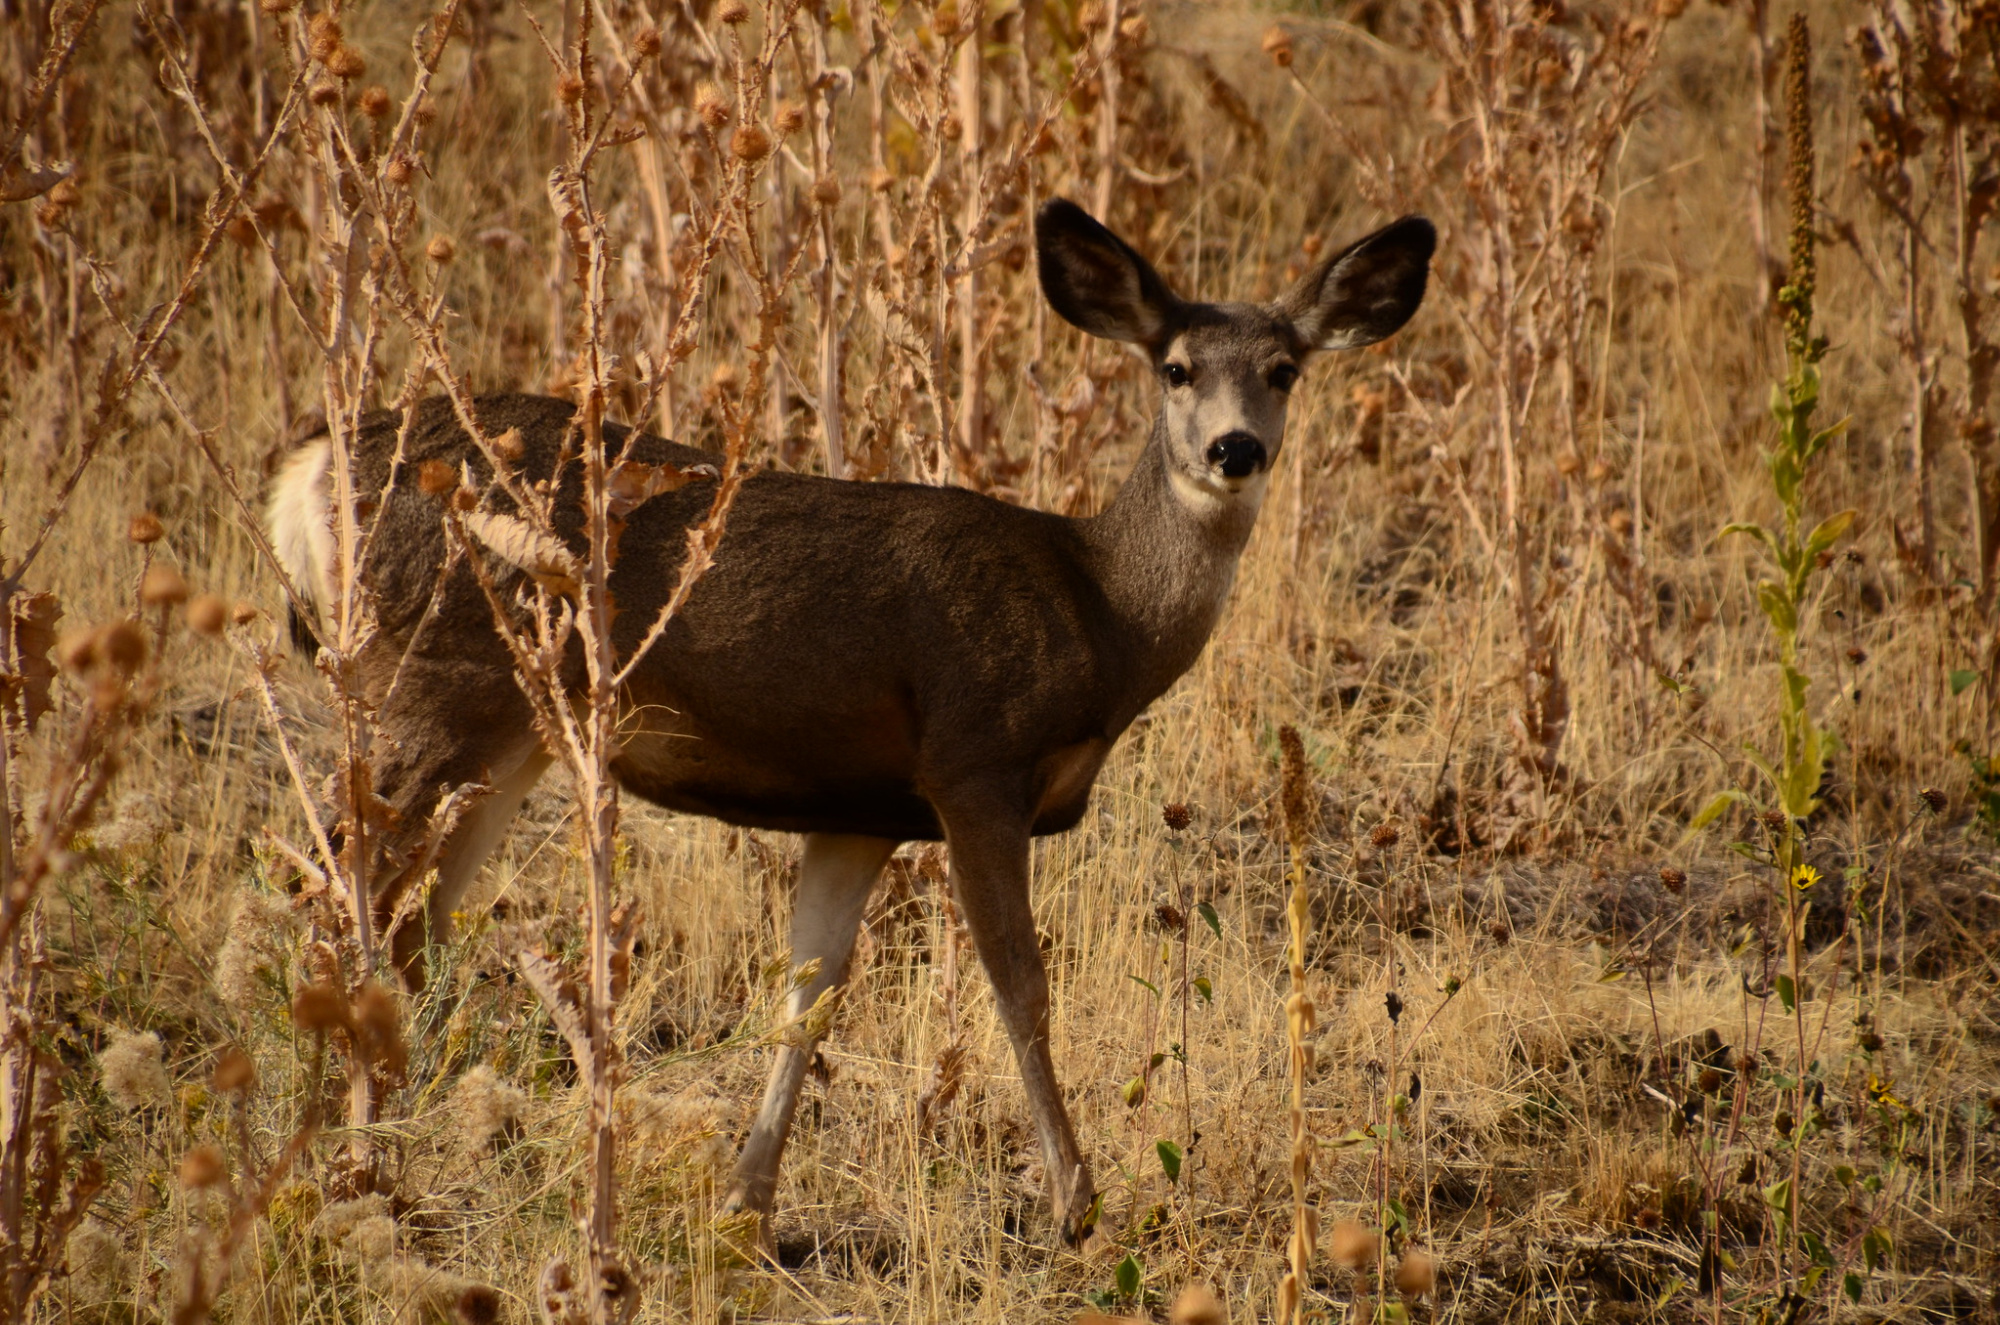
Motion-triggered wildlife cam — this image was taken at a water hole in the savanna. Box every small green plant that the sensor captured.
[1697,19,1895,1317]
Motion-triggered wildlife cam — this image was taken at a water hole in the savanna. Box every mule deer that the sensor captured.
[267,198,1433,1242]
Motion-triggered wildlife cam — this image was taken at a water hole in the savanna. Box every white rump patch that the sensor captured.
[265,440,334,627]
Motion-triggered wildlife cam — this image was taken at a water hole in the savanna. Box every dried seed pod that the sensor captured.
[359,85,391,118]
[810,174,842,208]
[1369,822,1399,848]
[230,601,258,626]
[128,512,164,544]
[1919,787,1946,813]
[384,154,415,185]
[773,100,806,135]
[309,79,342,106]
[1659,866,1687,893]
[557,74,586,105]
[1162,802,1191,831]
[717,0,748,22]
[631,25,662,57]
[425,234,456,264]
[186,594,229,636]
[140,563,189,606]
[1697,1066,1723,1094]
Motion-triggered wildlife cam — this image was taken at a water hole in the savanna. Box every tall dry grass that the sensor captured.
[3,0,1998,1321]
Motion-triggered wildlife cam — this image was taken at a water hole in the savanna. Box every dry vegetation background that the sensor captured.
[1,0,1998,1321]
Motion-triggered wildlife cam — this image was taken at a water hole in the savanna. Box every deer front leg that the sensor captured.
[941,809,1095,1244]
[726,832,899,1222]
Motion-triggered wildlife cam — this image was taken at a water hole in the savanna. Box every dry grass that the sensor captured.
[3,0,1999,1321]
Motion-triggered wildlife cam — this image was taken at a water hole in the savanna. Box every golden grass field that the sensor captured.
[2,0,1998,1321]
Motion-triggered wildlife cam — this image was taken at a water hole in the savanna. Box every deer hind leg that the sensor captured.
[938,802,1095,1244]
[726,832,899,1221]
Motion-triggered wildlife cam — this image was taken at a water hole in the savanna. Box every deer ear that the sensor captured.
[1274,215,1435,352]
[1036,198,1182,345]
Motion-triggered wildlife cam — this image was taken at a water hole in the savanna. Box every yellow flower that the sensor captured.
[1866,1073,1906,1110]
[1790,863,1821,891]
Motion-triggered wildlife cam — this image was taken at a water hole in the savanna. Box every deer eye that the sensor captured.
[1163,362,1192,389]
[1269,363,1300,392]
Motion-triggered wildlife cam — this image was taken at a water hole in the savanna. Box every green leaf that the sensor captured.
[1719,522,1781,557]
[1756,580,1798,637]
[1149,1051,1166,1070]
[1195,901,1222,940]
[1775,974,1797,1013]
[1114,1252,1142,1300]
[1156,1138,1183,1183]
[1192,976,1213,1005]
[1804,509,1857,561]
[1800,1229,1833,1267]
[1843,1271,1865,1304]
[1385,1197,1411,1233]
[1863,1226,1891,1272]
[1762,1177,1794,1217]
[1951,669,1980,696]
[1833,1164,1856,1186]
[1691,789,1748,829]
[1121,1076,1146,1108]
[1127,974,1161,997]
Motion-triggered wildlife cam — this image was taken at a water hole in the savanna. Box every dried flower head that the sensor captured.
[557,74,586,105]
[230,600,257,625]
[1919,786,1947,814]
[426,234,456,264]
[773,100,806,135]
[128,512,164,544]
[1778,13,1817,361]
[695,86,731,130]
[212,1046,257,1094]
[1395,1251,1436,1296]
[180,1144,227,1189]
[309,79,342,106]
[65,1220,125,1297]
[1162,802,1192,832]
[1658,865,1686,893]
[140,563,189,606]
[186,593,228,636]
[353,982,408,1081]
[1169,1283,1225,1325]
[731,124,773,162]
[632,25,662,57]
[454,1064,527,1153]
[99,1029,172,1111]
[215,890,297,1013]
[98,621,147,674]
[1328,1219,1378,1268]
[1261,25,1293,67]
[810,174,842,208]
[1697,1066,1724,1095]
[326,45,366,81]
[717,0,749,22]
[291,982,351,1034]
[384,153,415,184]
[307,13,342,61]
[1369,822,1400,849]
[359,85,391,118]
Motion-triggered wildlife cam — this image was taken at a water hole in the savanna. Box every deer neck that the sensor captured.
[1079,422,1265,709]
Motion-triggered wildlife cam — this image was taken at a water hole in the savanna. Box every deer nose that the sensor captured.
[1205,432,1267,479]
